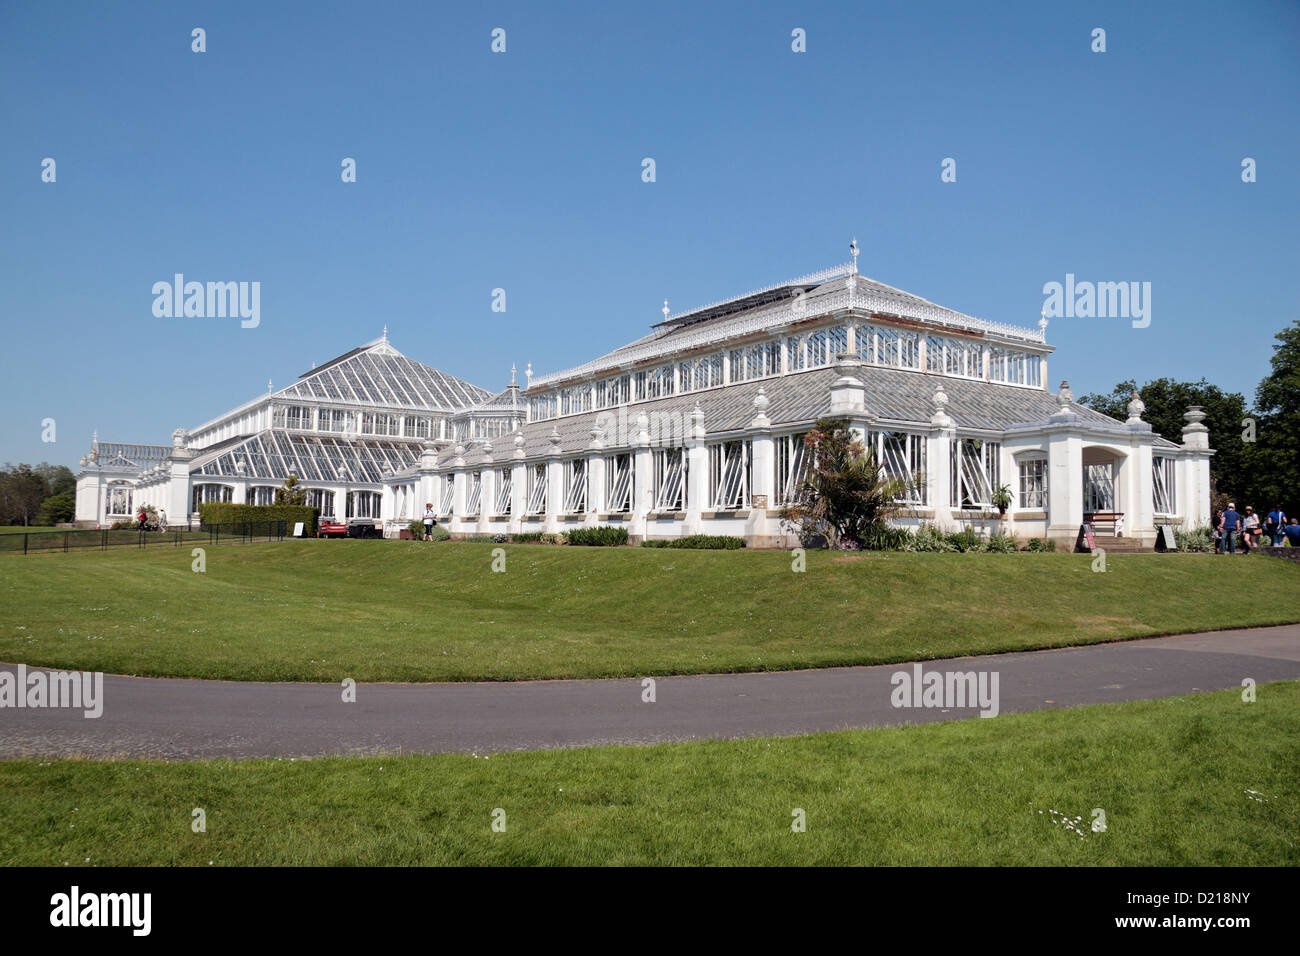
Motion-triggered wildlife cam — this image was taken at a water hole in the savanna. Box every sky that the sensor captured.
[2,0,1297,468]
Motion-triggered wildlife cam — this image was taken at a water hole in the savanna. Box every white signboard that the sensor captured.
[293,522,304,538]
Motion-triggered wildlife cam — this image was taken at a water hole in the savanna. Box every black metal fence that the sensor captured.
[0,521,289,555]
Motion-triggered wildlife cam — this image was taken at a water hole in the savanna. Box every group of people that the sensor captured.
[136,507,167,532]
[1214,503,1298,554]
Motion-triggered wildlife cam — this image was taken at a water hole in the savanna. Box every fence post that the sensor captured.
[64,531,69,553]
[23,533,28,556]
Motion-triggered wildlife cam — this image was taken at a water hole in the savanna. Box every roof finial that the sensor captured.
[662,299,670,321]
[1038,308,1048,335]
[267,378,273,393]
[849,238,859,275]
[382,324,388,342]
[510,363,517,387]
[525,362,533,384]
[92,429,98,444]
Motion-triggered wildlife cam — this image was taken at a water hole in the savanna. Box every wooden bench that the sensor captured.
[1085,512,1124,535]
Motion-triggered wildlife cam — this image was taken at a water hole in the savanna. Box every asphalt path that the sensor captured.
[2,625,1298,760]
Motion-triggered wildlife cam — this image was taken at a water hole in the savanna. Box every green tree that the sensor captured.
[1245,319,1300,512]
[36,491,76,525]
[779,418,912,549]
[274,473,308,506]
[0,464,49,526]
[1079,378,1250,501]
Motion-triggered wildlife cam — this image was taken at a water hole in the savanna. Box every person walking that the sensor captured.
[1211,509,1223,553]
[422,502,436,541]
[1266,505,1287,547]
[1284,516,1300,548]
[158,509,167,533]
[1219,503,1241,555]
[1242,507,1261,552]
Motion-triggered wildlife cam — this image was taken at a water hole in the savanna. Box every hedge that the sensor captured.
[565,526,629,547]
[641,534,746,550]
[198,503,320,533]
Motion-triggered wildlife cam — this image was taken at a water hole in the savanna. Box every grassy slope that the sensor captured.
[1,683,1295,866]
[1,541,1297,682]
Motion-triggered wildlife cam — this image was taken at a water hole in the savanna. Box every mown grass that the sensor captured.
[1,683,1295,866]
[0,541,1296,682]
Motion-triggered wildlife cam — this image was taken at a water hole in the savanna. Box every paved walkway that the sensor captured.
[2,626,1298,760]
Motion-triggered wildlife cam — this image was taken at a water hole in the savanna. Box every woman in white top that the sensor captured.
[423,503,435,541]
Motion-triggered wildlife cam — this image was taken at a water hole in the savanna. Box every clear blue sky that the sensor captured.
[2,0,1297,467]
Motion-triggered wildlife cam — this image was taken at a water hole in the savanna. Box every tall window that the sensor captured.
[653,448,685,511]
[526,464,548,515]
[563,459,587,513]
[305,488,335,516]
[465,472,482,514]
[785,335,806,372]
[774,433,808,506]
[1018,459,1047,509]
[494,467,512,515]
[709,440,750,510]
[605,453,632,513]
[250,486,277,506]
[319,409,349,432]
[951,439,1000,508]
[678,354,722,393]
[528,393,557,421]
[192,484,233,511]
[1153,456,1176,514]
[438,475,454,515]
[361,412,398,436]
[859,325,920,370]
[807,326,848,367]
[1027,355,1043,387]
[347,491,381,519]
[869,431,927,504]
[1084,463,1115,513]
[597,374,631,408]
[404,417,432,439]
[107,483,133,516]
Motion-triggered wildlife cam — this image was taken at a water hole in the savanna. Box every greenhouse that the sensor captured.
[76,249,1213,549]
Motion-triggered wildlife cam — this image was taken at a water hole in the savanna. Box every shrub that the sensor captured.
[861,523,914,551]
[424,525,451,542]
[1025,537,1046,552]
[565,526,630,547]
[984,533,1019,553]
[492,533,509,543]
[512,532,545,543]
[908,523,955,552]
[199,503,320,534]
[1174,525,1214,553]
[946,528,982,553]
[640,534,746,550]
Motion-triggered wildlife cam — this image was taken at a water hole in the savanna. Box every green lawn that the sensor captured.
[2,683,1295,866]
[1,540,1297,682]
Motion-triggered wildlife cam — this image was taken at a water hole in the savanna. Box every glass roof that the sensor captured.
[280,343,491,411]
[193,430,421,484]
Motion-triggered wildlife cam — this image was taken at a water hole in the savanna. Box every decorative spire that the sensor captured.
[1038,309,1049,335]
[1126,389,1146,424]
[930,384,953,429]
[510,363,517,387]
[382,324,388,342]
[750,386,771,429]
[849,238,859,275]
[267,378,273,393]
[662,299,670,322]
[1057,380,1074,407]
[525,362,533,384]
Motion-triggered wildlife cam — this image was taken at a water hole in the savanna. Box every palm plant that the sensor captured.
[779,418,913,549]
